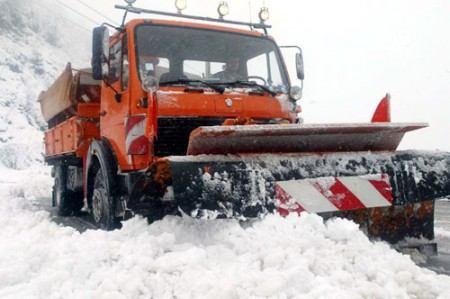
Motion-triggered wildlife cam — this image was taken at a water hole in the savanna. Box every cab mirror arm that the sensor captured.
[103,79,122,103]
[279,45,305,81]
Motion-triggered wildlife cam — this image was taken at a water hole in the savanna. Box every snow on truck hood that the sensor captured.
[0,167,449,298]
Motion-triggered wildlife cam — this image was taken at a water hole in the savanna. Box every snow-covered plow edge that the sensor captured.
[138,150,450,244]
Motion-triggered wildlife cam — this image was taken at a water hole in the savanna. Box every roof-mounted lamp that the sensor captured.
[259,7,270,23]
[175,0,187,14]
[124,0,137,5]
[217,1,229,19]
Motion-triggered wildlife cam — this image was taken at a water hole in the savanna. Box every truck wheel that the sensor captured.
[91,168,118,230]
[53,166,83,216]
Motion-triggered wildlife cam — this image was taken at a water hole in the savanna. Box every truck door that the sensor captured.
[100,34,133,171]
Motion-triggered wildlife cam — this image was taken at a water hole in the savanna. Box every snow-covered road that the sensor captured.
[1,167,450,298]
[426,200,450,276]
[39,194,450,277]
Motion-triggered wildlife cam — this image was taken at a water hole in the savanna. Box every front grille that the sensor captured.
[155,117,225,156]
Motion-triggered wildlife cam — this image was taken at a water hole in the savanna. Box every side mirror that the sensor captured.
[91,26,110,80]
[295,52,305,81]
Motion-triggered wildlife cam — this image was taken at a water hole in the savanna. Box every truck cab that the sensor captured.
[95,19,302,172]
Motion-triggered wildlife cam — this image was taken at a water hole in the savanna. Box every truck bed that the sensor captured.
[44,103,100,160]
[40,65,101,161]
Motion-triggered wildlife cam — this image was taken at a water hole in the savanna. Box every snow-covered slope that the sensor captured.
[0,0,89,169]
[0,1,449,298]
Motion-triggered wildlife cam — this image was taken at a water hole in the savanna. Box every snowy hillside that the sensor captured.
[0,1,450,298]
[0,0,89,169]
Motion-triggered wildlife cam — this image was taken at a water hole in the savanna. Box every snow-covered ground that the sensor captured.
[1,0,450,298]
[0,167,450,298]
[436,228,450,239]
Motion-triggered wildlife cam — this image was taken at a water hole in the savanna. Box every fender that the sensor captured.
[85,138,119,207]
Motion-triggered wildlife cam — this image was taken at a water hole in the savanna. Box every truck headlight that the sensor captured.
[290,85,302,100]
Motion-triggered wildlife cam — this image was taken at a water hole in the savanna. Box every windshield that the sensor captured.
[135,25,289,93]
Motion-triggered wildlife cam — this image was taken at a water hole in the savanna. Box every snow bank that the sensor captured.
[436,228,450,239]
[0,169,449,299]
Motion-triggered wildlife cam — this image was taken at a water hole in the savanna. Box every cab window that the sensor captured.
[109,40,122,83]
[121,35,129,90]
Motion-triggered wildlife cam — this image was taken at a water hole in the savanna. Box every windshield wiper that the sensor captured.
[219,80,277,97]
[159,78,225,94]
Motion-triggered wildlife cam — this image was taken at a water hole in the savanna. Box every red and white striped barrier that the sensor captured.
[125,115,148,155]
[276,174,393,216]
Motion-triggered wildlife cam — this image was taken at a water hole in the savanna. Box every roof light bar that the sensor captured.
[114,4,271,33]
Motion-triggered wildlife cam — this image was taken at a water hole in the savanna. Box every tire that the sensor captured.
[53,165,83,216]
[90,167,118,230]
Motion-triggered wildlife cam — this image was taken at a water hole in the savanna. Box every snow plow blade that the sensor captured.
[187,123,428,155]
[140,151,449,243]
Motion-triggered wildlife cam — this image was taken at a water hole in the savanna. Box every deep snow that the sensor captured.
[1,167,450,299]
[1,0,450,298]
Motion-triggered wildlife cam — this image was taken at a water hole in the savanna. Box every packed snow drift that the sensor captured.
[1,1,450,298]
[1,167,450,298]
[0,167,450,298]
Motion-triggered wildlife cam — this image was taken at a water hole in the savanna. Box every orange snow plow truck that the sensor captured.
[40,2,449,246]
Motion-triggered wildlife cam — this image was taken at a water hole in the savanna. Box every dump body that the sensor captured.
[42,65,101,161]
[38,64,74,123]
[44,112,100,158]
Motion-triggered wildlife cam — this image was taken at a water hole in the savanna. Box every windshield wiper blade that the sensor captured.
[219,80,277,97]
[159,78,225,93]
